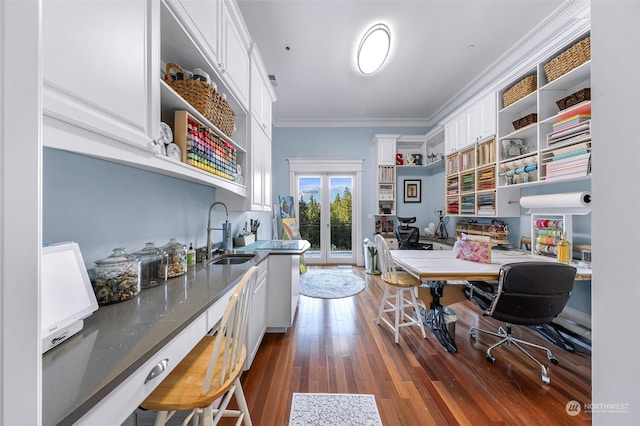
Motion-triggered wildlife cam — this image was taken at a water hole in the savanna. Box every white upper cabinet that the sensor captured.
[374,135,397,165]
[444,113,468,154]
[250,119,272,211]
[169,0,250,109]
[220,2,250,108]
[177,0,221,67]
[43,0,159,148]
[467,92,497,144]
[250,56,274,140]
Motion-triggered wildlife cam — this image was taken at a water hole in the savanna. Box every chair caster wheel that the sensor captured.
[486,354,495,364]
[549,356,559,365]
[542,374,550,384]
[469,331,477,340]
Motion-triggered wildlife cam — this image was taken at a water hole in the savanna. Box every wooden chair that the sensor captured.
[141,266,258,426]
[375,234,427,344]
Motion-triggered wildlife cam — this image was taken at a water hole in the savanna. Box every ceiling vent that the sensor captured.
[268,74,278,87]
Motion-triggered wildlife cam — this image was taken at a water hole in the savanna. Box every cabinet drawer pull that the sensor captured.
[145,358,169,384]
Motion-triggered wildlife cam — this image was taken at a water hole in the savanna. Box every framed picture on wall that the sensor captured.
[403,179,421,203]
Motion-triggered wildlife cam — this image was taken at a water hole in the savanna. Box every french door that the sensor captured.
[288,159,363,265]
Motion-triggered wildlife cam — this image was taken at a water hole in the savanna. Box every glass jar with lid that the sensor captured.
[132,242,168,289]
[91,247,141,305]
[161,238,187,278]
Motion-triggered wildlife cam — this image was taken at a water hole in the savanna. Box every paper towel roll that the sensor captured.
[520,192,591,214]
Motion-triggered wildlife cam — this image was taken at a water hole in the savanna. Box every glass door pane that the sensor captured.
[297,176,321,260]
[328,176,354,262]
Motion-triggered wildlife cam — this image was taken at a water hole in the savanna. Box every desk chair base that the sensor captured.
[469,324,558,384]
[377,286,427,344]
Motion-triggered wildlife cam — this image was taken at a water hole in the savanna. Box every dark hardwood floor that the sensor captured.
[228,266,592,425]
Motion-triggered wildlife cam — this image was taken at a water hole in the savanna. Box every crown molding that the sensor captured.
[429,0,591,125]
[273,117,432,128]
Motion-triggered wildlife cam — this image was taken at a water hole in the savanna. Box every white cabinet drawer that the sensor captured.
[206,285,236,332]
[76,314,207,426]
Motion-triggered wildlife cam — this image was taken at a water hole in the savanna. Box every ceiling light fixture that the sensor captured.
[357,23,391,75]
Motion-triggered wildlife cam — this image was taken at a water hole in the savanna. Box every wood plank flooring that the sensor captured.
[226,266,592,425]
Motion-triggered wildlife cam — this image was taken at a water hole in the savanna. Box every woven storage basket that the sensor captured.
[544,36,591,83]
[502,75,537,108]
[165,63,235,137]
[165,63,217,121]
[556,88,591,110]
[512,113,537,131]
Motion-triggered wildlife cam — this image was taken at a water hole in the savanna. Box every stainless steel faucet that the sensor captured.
[207,201,230,260]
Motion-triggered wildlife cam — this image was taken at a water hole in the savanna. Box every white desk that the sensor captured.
[390,249,592,352]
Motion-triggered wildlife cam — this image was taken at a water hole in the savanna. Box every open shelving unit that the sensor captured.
[497,32,591,188]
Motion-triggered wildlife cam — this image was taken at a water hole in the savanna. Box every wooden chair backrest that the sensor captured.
[202,265,257,394]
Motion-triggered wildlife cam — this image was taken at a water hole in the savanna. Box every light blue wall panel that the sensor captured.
[271,126,430,239]
[43,148,272,266]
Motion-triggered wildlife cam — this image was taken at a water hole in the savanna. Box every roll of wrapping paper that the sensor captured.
[520,192,591,210]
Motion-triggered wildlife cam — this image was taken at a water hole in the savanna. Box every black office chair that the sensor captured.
[467,262,576,384]
[395,217,423,250]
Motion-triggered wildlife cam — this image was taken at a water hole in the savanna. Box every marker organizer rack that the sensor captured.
[531,214,572,258]
[174,110,237,181]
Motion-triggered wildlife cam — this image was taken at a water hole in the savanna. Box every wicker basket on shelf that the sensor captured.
[165,62,235,137]
[544,36,591,83]
[165,62,217,121]
[502,75,537,108]
[512,113,537,131]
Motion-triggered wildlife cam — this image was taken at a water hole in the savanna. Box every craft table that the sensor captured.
[390,249,592,352]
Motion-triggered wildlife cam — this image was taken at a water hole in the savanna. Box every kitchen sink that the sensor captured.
[208,253,255,265]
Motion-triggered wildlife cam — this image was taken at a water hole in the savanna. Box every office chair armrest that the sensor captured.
[465,281,497,315]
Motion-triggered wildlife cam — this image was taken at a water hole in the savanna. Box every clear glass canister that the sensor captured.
[91,248,141,305]
[162,238,187,278]
[133,242,168,289]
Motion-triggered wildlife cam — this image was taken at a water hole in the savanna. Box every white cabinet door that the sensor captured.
[454,113,469,150]
[250,60,274,140]
[177,0,221,67]
[43,0,159,148]
[263,137,272,211]
[467,104,481,145]
[267,254,300,331]
[444,121,456,154]
[249,118,271,211]
[245,260,268,370]
[221,3,249,108]
[375,137,396,165]
[479,93,497,140]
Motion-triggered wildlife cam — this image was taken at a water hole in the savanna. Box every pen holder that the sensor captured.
[233,233,255,247]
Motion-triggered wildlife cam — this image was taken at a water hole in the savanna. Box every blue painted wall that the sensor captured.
[43,148,272,266]
[271,126,431,240]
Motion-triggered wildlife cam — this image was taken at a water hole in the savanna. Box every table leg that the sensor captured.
[421,281,457,353]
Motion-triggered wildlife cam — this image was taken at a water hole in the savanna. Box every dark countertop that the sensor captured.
[41,242,311,426]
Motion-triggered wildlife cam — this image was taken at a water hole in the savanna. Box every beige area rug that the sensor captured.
[288,393,383,426]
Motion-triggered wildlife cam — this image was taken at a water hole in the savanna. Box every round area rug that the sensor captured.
[299,269,366,299]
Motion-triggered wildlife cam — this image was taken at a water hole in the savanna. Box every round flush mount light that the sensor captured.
[357,23,391,75]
